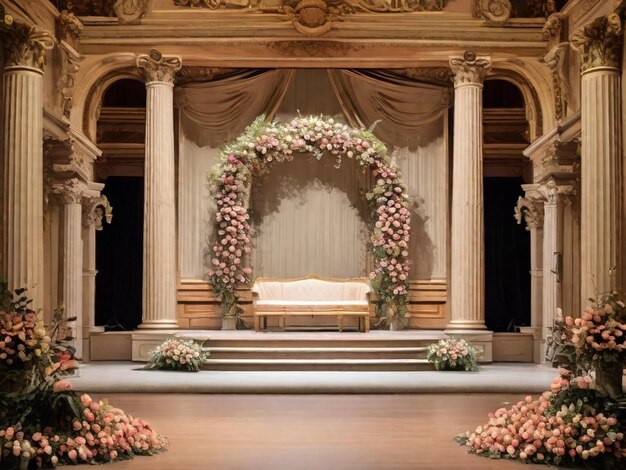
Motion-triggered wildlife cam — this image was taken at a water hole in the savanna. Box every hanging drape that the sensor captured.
[328,69,450,150]
[175,69,295,148]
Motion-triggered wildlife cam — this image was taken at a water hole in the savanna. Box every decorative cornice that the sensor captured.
[571,13,623,73]
[176,66,239,85]
[136,49,182,84]
[514,195,544,230]
[266,40,364,57]
[1,21,55,71]
[449,51,492,88]
[400,67,453,86]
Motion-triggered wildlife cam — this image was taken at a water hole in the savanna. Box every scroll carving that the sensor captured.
[82,197,113,230]
[514,196,543,230]
[473,0,511,25]
[449,51,492,87]
[112,0,153,24]
[136,49,182,84]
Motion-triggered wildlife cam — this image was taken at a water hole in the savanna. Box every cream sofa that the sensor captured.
[252,274,371,332]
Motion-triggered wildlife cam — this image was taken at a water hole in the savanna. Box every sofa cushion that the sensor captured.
[253,278,370,303]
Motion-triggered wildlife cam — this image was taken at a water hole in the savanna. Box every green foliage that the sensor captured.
[427,337,479,371]
[144,337,210,372]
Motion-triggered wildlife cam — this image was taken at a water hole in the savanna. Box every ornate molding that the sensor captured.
[266,40,364,57]
[571,13,623,73]
[57,10,83,44]
[473,0,511,25]
[112,0,153,24]
[543,42,569,123]
[176,66,238,85]
[136,49,182,84]
[174,0,449,36]
[53,178,86,204]
[449,51,492,88]
[56,12,84,120]
[400,67,453,86]
[82,196,113,230]
[514,195,544,230]
[1,21,55,71]
[537,178,575,206]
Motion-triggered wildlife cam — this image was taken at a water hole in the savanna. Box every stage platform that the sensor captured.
[68,362,558,395]
[90,329,499,370]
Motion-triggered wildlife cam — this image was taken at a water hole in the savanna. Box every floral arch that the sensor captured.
[207,116,411,326]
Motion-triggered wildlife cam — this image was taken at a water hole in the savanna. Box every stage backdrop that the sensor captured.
[176,69,450,283]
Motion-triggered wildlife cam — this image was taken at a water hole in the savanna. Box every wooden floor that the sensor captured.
[89,393,547,470]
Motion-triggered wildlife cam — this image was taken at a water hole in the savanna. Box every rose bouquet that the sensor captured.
[0,284,167,468]
[426,337,479,371]
[458,291,626,467]
[144,337,210,372]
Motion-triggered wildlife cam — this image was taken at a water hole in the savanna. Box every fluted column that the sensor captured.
[514,188,544,362]
[1,23,53,310]
[447,52,492,330]
[538,179,573,356]
[55,179,85,357]
[136,50,181,329]
[571,14,623,303]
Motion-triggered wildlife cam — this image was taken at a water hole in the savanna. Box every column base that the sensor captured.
[445,319,487,330]
[443,329,493,362]
[137,319,179,330]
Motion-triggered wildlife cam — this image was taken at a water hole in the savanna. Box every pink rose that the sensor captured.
[53,379,73,392]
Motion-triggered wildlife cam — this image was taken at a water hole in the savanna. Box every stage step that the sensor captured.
[204,346,428,360]
[201,358,433,371]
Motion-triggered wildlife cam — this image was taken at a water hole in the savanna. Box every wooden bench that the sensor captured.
[252,275,371,332]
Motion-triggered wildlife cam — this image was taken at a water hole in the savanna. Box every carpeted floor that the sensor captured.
[69,362,557,394]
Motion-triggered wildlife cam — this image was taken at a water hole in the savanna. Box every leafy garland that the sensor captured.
[207,115,412,326]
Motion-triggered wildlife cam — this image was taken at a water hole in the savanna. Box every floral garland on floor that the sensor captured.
[144,337,210,372]
[458,292,626,467]
[0,285,167,468]
[426,337,479,371]
[207,115,412,327]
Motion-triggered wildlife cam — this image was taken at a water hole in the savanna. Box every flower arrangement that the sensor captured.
[144,337,210,372]
[0,284,167,468]
[208,115,411,328]
[426,337,479,371]
[458,291,626,467]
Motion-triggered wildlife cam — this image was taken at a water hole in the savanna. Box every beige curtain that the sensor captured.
[175,69,295,148]
[328,69,450,150]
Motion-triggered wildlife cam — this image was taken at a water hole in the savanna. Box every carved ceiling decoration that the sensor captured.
[174,0,450,36]
[473,0,556,25]
[53,1,152,24]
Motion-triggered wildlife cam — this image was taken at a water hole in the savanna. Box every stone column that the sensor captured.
[514,188,544,363]
[447,52,492,331]
[81,196,110,361]
[55,179,85,357]
[136,50,181,329]
[1,23,53,310]
[571,14,623,303]
[538,179,573,355]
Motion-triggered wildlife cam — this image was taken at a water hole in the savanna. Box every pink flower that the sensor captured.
[53,379,73,392]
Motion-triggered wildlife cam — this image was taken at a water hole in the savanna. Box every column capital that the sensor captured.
[449,51,492,88]
[1,21,54,72]
[537,178,575,206]
[53,178,86,204]
[82,196,113,231]
[571,13,623,74]
[136,49,182,85]
[514,195,544,231]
